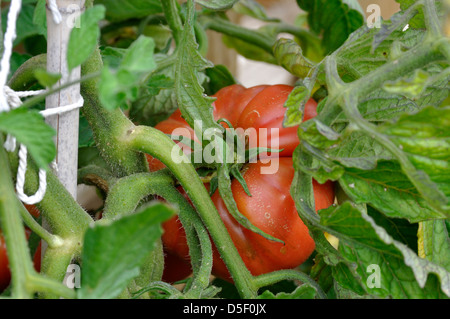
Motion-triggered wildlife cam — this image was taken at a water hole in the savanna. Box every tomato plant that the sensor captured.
[0,229,41,292]
[0,0,448,302]
[151,84,334,282]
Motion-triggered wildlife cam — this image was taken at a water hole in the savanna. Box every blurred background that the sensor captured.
[206,0,401,87]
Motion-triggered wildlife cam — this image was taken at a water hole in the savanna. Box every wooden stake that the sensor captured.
[45,0,85,199]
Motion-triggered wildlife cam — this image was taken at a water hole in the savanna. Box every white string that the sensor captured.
[16,144,48,204]
[0,1,81,205]
[40,96,84,117]
[3,86,84,205]
[47,0,62,24]
[0,0,22,113]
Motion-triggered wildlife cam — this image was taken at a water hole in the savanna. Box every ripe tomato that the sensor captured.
[162,250,192,284]
[210,158,334,280]
[0,229,42,292]
[148,84,318,171]
[148,84,334,282]
[0,205,42,292]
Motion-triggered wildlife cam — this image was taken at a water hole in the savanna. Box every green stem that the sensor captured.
[7,54,47,91]
[161,0,184,45]
[254,269,327,299]
[8,151,93,238]
[127,125,259,298]
[318,38,446,127]
[199,15,275,54]
[27,274,76,299]
[423,0,442,38]
[0,137,34,298]
[18,202,63,249]
[81,48,148,177]
[102,170,214,297]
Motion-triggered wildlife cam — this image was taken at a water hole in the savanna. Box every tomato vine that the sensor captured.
[0,0,449,300]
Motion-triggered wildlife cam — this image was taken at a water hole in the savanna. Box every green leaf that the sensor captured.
[395,0,444,29]
[320,202,450,298]
[1,4,44,46]
[383,69,431,98]
[33,68,61,88]
[204,64,237,96]
[99,36,157,110]
[67,5,106,71]
[0,107,55,169]
[293,144,345,184]
[378,106,450,214]
[120,36,157,74]
[258,284,317,299]
[339,161,445,222]
[196,0,239,11]
[32,0,47,38]
[282,86,310,127]
[78,203,174,299]
[298,119,341,149]
[327,131,393,170]
[419,220,450,272]
[174,1,224,139]
[296,0,364,54]
[78,115,95,148]
[94,0,162,22]
[371,5,420,52]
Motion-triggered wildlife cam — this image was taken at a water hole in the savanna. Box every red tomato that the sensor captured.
[148,84,334,282]
[147,84,318,170]
[210,158,334,280]
[162,250,192,284]
[0,229,42,292]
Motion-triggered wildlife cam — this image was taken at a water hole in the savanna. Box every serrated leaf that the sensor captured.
[395,0,444,29]
[383,69,430,98]
[282,85,311,127]
[293,144,345,184]
[320,202,450,298]
[258,284,317,299]
[0,107,55,169]
[298,119,341,149]
[419,220,450,272]
[99,36,157,110]
[339,161,444,222]
[332,27,448,124]
[328,131,393,170]
[174,1,224,139]
[372,5,420,52]
[78,203,174,299]
[378,106,450,214]
[296,0,364,54]
[67,5,105,71]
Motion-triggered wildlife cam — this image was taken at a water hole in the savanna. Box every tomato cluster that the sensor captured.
[0,205,42,292]
[148,84,335,283]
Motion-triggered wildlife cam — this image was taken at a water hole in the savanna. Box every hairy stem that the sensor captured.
[0,137,34,298]
[127,125,259,298]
